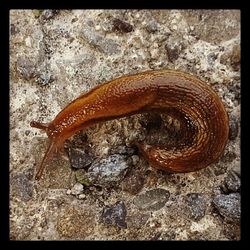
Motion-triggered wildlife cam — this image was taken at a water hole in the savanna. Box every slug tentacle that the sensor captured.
[34,139,58,180]
[31,69,229,180]
[30,121,49,131]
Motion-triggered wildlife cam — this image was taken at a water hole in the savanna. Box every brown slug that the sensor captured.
[30,69,229,180]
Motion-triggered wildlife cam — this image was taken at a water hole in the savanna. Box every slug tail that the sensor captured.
[35,140,57,180]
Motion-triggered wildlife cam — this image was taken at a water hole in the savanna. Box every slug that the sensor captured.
[30,69,229,180]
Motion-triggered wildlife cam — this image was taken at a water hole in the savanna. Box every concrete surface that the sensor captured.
[10,9,240,240]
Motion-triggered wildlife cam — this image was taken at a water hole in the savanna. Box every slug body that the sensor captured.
[31,70,229,180]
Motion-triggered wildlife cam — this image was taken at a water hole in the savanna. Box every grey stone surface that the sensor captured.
[224,171,241,192]
[10,172,33,202]
[133,188,170,211]
[185,193,207,221]
[86,154,132,187]
[80,26,121,55]
[213,193,240,223]
[229,115,240,141]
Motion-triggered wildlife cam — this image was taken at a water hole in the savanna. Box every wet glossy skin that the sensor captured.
[30,70,229,180]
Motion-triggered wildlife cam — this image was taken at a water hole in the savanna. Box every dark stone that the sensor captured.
[101,201,127,228]
[224,171,241,192]
[113,18,133,33]
[165,40,184,63]
[10,24,20,35]
[212,193,240,223]
[229,116,239,140]
[67,147,94,169]
[186,193,206,221]
[165,44,180,62]
[71,17,78,23]
[133,188,170,211]
[121,169,145,195]
[10,173,33,201]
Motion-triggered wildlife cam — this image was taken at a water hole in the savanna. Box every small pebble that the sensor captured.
[78,194,86,199]
[101,201,127,228]
[186,193,206,221]
[71,183,84,195]
[212,193,240,223]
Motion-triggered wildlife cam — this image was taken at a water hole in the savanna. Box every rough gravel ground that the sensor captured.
[9,9,240,240]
